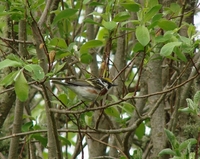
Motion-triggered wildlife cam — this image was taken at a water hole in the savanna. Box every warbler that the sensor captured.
[52,78,116,101]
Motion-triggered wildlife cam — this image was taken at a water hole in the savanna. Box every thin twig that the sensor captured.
[0,37,33,44]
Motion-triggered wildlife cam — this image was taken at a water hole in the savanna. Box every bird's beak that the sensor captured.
[111,84,117,87]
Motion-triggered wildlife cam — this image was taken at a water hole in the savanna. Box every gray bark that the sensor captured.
[147,54,166,159]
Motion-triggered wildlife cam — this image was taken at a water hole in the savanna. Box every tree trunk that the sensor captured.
[147,54,166,159]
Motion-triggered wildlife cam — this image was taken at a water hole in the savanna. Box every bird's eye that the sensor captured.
[97,78,109,90]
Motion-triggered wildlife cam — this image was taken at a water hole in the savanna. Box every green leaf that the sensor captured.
[186,98,195,109]
[80,53,93,64]
[159,148,176,156]
[89,2,104,6]
[22,114,35,121]
[122,102,134,114]
[123,92,134,99]
[109,94,118,102]
[0,59,22,70]
[144,4,162,22]
[58,93,68,106]
[49,37,68,48]
[22,121,33,132]
[178,107,193,113]
[31,134,47,147]
[164,129,178,148]
[135,122,145,139]
[113,12,130,22]
[135,26,150,46]
[53,62,66,74]
[152,13,162,23]
[53,9,78,24]
[97,28,109,41]
[155,36,169,43]
[24,64,45,80]
[80,40,103,53]
[102,21,117,30]
[133,42,144,52]
[121,3,140,12]
[14,71,29,102]
[158,19,178,31]
[174,47,187,62]
[179,138,197,151]
[105,106,120,118]
[160,42,182,56]
[187,24,196,38]
[84,18,102,26]
[6,53,25,64]
[0,70,19,87]
[83,0,90,4]
[85,113,93,125]
[193,91,200,104]
[169,3,181,14]
[179,36,192,45]
[59,136,71,145]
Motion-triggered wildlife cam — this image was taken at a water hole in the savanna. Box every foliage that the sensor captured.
[0,0,199,158]
[159,129,197,159]
[179,91,200,115]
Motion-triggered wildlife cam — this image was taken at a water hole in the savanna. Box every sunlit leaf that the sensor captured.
[83,0,90,4]
[53,9,78,24]
[80,40,103,53]
[0,70,19,87]
[24,64,45,80]
[49,37,68,48]
[194,91,200,104]
[0,59,22,70]
[164,129,178,148]
[121,3,140,12]
[135,26,150,46]
[144,5,162,22]
[160,42,182,56]
[7,53,25,64]
[53,62,66,74]
[102,21,117,30]
[113,12,130,22]
[179,138,197,151]
[84,18,102,26]
[97,28,109,41]
[169,3,181,14]
[158,19,178,31]
[178,107,193,113]
[121,102,134,114]
[159,148,176,156]
[174,47,187,62]
[123,92,134,99]
[187,24,196,38]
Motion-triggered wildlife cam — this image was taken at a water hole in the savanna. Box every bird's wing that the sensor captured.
[52,79,93,87]
[67,80,93,87]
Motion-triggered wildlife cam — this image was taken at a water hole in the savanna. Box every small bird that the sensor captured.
[52,78,116,101]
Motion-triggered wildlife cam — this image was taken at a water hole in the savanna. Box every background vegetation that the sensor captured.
[0,0,200,158]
